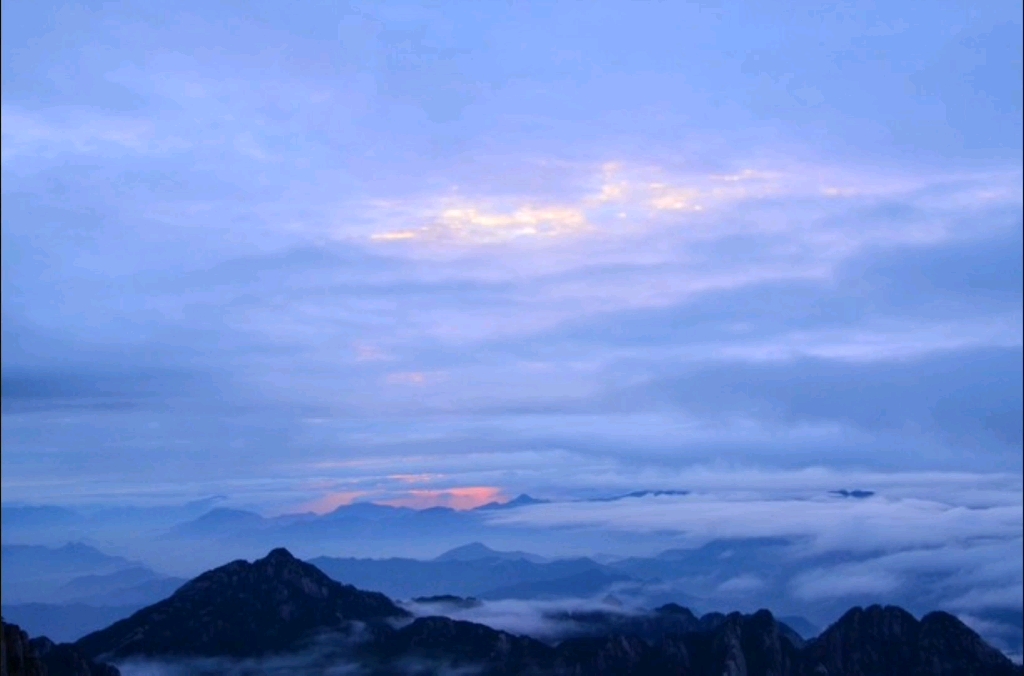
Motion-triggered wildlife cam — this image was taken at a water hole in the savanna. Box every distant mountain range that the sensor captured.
[1,543,187,643]
[3,498,1020,661]
[29,548,1016,675]
[309,542,631,601]
[1,543,186,606]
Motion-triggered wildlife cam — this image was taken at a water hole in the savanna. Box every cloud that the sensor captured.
[1,0,1020,520]
[404,596,638,642]
[717,574,766,594]
[372,204,589,244]
[381,487,506,510]
[485,485,1023,555]
[791,569,902,599]
[299,492,368,515]
[0,106,164,160]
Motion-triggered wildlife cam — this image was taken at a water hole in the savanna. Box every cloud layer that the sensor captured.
[1,0,1021,517]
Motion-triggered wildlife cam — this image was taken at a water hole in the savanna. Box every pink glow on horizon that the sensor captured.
[380,486,506,510]
[300,491,367,514]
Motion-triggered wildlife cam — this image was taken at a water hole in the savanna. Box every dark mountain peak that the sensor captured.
[655,602,698,620]
[434,541,546,563]
[918,610,1021,673]
[74,548,409,660]
[806,604,1022,676]
[3,620,46,676]
[833,603,919,635]
[473,494,549,510]
[830,488,875,498]
[588,489,690,502]
[509,493,547,505]
[261,546,297,562]
[436,541,496,558]
[2,619,119,676]
[699,611,728,631]
[30,636,121,676]
[412,594,483,609]
[372,615,554,670]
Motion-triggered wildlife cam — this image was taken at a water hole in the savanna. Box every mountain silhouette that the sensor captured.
[2,619,119,676]
[74,548,408,659]
[66,549,1022,675]
[434,542,546,563]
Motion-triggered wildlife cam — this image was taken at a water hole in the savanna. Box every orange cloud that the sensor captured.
[380,486,505,511]
[299,491,367,514]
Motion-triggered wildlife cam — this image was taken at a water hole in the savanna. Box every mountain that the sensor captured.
[54,568,186,606]
[1,604,141,644]
[2,620,45,676]
[1,544,141,605]
[1,544,132,584]
[474,494,550,510]
[75,548,409,659]
[411,594,484,609]
[1,543,185,615]
[588,490,690,502]
[1,500,228,549]
[804,604,1022,676]
[434,542,547,563]
[830,489,875,498]
[167,507,269,538]
[63,548,1021,675]
[1,620,119,676]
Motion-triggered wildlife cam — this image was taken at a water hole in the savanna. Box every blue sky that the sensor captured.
[1,0,1022,512]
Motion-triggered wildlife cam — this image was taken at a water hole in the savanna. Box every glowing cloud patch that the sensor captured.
[299,491,367,515]
[649,184,704,212]
[370,230,418,241]
[371,204,589,244]
[381,486,506,510]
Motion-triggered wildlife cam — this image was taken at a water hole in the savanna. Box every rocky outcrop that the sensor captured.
[2,620,119,676]
[802,604,1022,676]
[2,621,45,676]
[29,639,119,676]
[369,616,554,675]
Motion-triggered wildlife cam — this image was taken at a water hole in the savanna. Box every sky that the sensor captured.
[1,0,1022,515]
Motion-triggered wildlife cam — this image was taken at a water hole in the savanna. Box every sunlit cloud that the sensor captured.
[648,184,704,211]
[297,491,367,515]
[364,161,1021,257]
[380,486,505,510]
[372,204,589,244]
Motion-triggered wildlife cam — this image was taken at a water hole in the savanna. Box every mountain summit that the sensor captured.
[65,549,1022,675]
[74,547,408,659]
[434,542,547,563]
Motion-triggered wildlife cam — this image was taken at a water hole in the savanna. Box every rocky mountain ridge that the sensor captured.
[1,620,119,676]
[62,548,1023,675]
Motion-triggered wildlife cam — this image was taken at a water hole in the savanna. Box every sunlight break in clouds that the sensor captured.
[371,205,589,244]
[380,486,506,510]
[363,161,1021,251]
